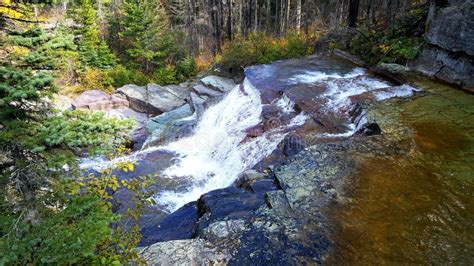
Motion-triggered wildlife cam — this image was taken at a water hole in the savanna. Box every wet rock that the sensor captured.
[140,202,199,246]
[146,104,193,133]
[198,186,268,223]
[235,170,266,191]
[190,92,207,115]
[201,75,236,93]
[72,90,129,111]
[117,84,189,114]
[193,84,223,97]
[355,122,382,136]
[245,124,264,138]
[200,219,246,241]
[143,104,196,148]
[279,134,305,157]
[139,239,229,266]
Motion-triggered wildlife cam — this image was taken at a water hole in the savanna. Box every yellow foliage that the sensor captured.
[6,45,30,58]
[0,0,23,20]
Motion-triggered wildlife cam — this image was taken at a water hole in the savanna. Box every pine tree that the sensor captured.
[120,0,174,73]
[76,0,116,69]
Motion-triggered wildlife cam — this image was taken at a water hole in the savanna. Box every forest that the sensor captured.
[1,0,473,265]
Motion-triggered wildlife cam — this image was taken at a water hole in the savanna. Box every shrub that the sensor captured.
[105,65,151,87]
[176,56,196,81]
[37,110,134,155]
[153,65,178,85]
[0,66,54,119]
[219,32,313,69]
[346,4,428,65]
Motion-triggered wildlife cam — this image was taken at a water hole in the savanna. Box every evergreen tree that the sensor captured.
[75,0,116,69]
[120,0,175,73]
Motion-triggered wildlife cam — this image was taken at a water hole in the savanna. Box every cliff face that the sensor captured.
[412,0,474,90]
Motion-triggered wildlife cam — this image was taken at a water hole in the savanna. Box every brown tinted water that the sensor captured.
[328,80,474,264]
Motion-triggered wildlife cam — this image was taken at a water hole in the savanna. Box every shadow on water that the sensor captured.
[327,80,474,264]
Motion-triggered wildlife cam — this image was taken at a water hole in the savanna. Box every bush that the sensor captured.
[0,66,54,119]
[345,4,428,65]
[176,56,196,81]
[105,65,151,87]
[153,65,178,85]
[37,110,134,155]
[219,32,313,69]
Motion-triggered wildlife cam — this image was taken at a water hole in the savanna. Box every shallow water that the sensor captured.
[328,80,474,264]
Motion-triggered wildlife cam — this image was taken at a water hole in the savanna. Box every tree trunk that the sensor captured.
[227,0,232,40]
[296,0,301,33]
[253,0,258,32]
[348,0,360,27]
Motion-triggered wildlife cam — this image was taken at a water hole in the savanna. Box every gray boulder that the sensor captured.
[412,1,474,90]
[139,239,228,266]
[117,84,190,115]
[192,84,223,97]
[201,75,236,93]
[106,108,149,150]
[143,104,196,148]
[72,90,128,111]
[411,46,474,90]
[425,1,474,56]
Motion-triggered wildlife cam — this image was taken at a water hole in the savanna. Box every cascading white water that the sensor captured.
[158,79,306,211]
[80,60,419,213]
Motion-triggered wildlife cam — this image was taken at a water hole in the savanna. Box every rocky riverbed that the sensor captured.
[71,53,473,264]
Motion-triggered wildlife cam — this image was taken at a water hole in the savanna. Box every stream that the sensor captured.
[81,55,474,263]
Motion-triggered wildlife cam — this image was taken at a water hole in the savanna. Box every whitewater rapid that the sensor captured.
[80,62,418,212]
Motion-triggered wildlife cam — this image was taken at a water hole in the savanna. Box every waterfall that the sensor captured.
[158,79,306,211]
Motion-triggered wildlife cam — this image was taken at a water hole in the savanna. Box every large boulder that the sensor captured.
[192,84,223,97]
[107,108,150,149]
[117,84,190,115]
[412,1,474,90]
[411,46,474,90]
[201,75,236,93]
[142,104,196,148]
[72,90,128,111]
[139,239,229,265]
[425,1,474,56]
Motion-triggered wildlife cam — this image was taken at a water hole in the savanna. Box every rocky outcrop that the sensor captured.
[116,84,190,115]
[139,239,229,265]
[200,75,236,93]
[106,108,150,149]
[71,90,129,111]
[412,1,474,90]
[143,104,196,148]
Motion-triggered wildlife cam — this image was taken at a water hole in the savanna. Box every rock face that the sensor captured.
[106,108,150,149]
[116,84,190,114]
[72,90,129,111]
[139,239,229,266]
[412,1,474,90]
[142,104,196,148]
[200,75,236,93]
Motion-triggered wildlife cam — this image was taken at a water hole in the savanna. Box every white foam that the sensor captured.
[289,67,366,84]
[275,94,296,114]
[374,84,417,101]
